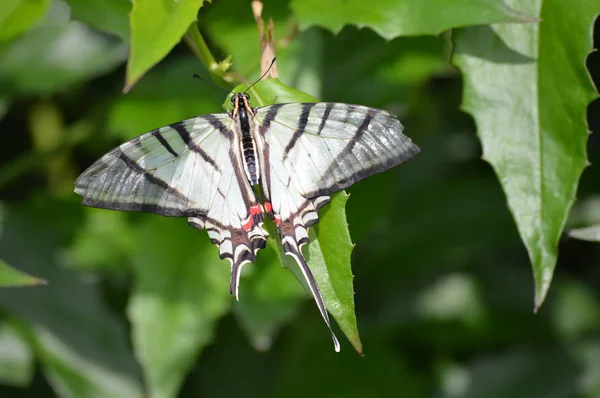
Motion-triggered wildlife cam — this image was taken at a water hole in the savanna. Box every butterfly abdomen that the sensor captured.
[242,134,259,185]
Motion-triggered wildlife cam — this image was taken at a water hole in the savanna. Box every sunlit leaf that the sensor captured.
[307,192,362,354]
[291,0,536,40]
[452,0,597,309]
[126,0,209,91]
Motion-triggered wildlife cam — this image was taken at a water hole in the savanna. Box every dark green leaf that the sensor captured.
[65,209,137,270]
[233,240,305,351]
[64,0,130,41]
[291,0,537,40]
[0,205,143,397]
[452,0,597,309]
[0,0,127,96]
[128,217,231,398]
[110,57,223,141]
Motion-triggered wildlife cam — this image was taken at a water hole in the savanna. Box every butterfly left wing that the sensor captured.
[74,114,268,298]
[254,102,420,352]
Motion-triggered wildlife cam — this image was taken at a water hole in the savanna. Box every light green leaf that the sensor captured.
[0,259,46,287]
[0,0,50,41]
[128,217,231,398]
[126,0,208,91]
[291,0,536,40]
[0,320,34,387]
[64,0,130,41]
[0,206,143,398]
[452,0,597,309]
[0,0,127,96]
[567,224,600,242]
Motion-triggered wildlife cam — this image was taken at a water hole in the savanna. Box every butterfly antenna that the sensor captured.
[192,74,233,94]
[244,57,276,94]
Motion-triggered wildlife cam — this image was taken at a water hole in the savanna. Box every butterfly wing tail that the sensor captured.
[188,216,268,300]
[277,196,340,352]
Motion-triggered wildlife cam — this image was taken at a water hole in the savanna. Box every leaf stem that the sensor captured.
[186,23,217,68]
[185,23,232,86]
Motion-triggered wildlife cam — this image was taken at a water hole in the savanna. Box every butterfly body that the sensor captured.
[75,92,420,352]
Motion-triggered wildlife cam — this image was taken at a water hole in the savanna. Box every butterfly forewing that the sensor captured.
[75,113,268,299]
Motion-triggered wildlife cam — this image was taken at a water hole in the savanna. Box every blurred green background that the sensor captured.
[1,0,599,397]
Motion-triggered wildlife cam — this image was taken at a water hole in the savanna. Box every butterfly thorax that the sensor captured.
[232,93,260,186]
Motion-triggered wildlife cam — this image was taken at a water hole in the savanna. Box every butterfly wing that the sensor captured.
[254,102,420,351]
[75,114,268,297]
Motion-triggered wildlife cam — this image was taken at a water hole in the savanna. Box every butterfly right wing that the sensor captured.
[74,114,268,297]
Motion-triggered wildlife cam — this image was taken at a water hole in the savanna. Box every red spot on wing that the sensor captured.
[274,215,281,226]
[250,204,263,215]
[264,202,273,213]
[243,217,254,232]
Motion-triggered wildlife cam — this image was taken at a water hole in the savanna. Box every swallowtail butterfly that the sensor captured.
[75,86,420,351]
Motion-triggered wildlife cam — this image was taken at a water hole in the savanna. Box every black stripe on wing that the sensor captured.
[316,103,334,135]
[304,107,420,198]
[77,149,204,217]
[151,130,179,158]
[283,103,315,160]
[170,121,221,172]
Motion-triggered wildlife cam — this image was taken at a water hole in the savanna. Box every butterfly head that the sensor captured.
[230,93,253,116]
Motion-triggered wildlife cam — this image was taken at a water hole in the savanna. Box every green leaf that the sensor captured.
[291,0,537,40]
[307,192,362,353]
[63,0,130,41]
[0,320,34,387]
[126,0,208,91]
[65,209,137,270]
[451,0,597,310]
[0,0,127,96]
[567,224,600,242]
[0,259,46,287]
[0,0,51,42]
[437,349,580,397]
[127,217,231,398]
[0,205,143,397]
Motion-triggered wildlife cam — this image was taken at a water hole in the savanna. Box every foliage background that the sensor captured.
[0,0,599,397]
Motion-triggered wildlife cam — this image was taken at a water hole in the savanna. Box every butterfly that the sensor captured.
[75,84,420,351]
